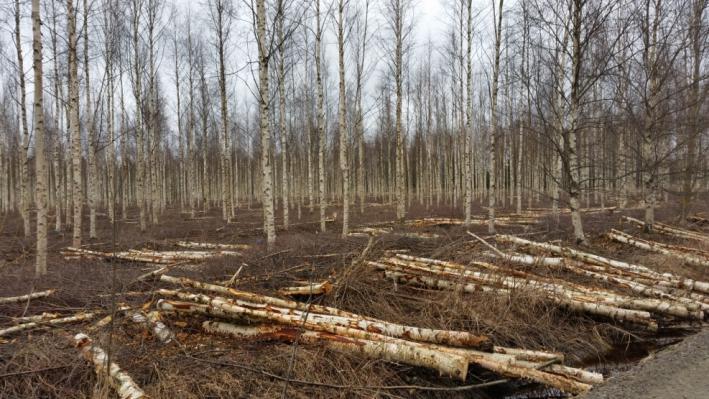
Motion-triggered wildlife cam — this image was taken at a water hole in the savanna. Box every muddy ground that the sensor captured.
[1,199,707,398]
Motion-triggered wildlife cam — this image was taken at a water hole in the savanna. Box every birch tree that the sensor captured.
[67,0,83,247]
[32,0,47,275]
[255,0,276,247]
[488,0,504,234]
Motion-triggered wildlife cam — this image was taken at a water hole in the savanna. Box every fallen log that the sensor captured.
[176,241,251,251]
[12,312,61,323]
[278,281,333,296]
[482,251,705,319]
[73,333,145,399]
[203,321,469,381]
[622,216,709,243]
[372,259,659,330]
[0,289,56,305]
[496,235,709,295]
[157,289,492,349]
[607,229,709,268]
[129,311,174,343]
[0,312,95,337]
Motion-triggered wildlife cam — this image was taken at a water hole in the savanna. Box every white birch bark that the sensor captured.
[32,0,48,275]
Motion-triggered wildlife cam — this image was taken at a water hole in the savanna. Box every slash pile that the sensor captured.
[152,275,601,394]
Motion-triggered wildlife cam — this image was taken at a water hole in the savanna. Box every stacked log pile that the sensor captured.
[607,229,709,267]
[152,274,598,394]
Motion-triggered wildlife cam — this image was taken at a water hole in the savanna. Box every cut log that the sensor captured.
[157,289,492,349]
[482,251,705,320]
[159,275,380,322]
[607,229,709,268]
[622,216,709,243]
[203,321,469,380]
[129,311,174,343]
[0,289,55,305]
[278,281,333,296]
[73,333,145,399]
[372,259,659,330]
[0,312,95,337]
[12,312,61,323]
[496,235,709,295]
[176,241,251,251]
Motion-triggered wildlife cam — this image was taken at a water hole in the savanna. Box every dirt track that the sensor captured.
[583,328,709,399]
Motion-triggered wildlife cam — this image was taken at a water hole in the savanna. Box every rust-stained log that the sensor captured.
[157,289,492,350]
[202,321,469,380]
[72,333,145,399]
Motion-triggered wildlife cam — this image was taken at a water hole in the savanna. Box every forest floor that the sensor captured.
[0,198,707,398]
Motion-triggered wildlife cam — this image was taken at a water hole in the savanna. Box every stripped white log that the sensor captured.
[0,289,55,305]
[0,312,95,337]
[176,241,251,251]
[278,281,333,296]
[607,229,709,268]
[496,235,709,295]
[73,333,145,399]
[203,321,469,380]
